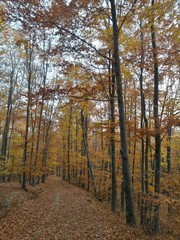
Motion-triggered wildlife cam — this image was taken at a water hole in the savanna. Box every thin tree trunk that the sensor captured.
[22,45,33,189]
[41,118,52,183]
[139,20,149,195]
[109,57,117,213]
[67,104,73,184]
[0,70,15,181]
[166,82,179,174]
[29,111,37,184]
[62,136,66,180]
[151,0,161,233]
[41,99,54,183]
[166,128,171,174]
[132,87,137,185]
[81,110,95,193]
[33,46,48,185]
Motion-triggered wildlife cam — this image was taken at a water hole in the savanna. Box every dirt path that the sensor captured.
[0,176,165,240]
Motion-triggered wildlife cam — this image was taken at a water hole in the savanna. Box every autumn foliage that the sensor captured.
[0,0,179,237]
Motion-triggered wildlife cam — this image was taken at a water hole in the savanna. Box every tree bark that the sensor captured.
[139,20,149,194]
[109,57,117,213]
[151,0,161,233]
[67,104,73,184]
[109,0,136,226]
[22,45,33,189]
[0,70,15,181]
[81,110,95,193]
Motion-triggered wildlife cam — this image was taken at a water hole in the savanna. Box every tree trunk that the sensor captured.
[67,104,73,184]
[22,45,33,189]
[29,111,37,184]
[166,127,171,173]
[0,70,15,181]
[109,57,117,213]
[33,39,49,185]
[139,20,150,228]
[41,118,52,183]
[81,110,95,193]
[41,101,54,183]
[151,0,161,233]
[109,0,136,226]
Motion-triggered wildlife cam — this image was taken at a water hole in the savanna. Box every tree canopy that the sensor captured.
[0,0,179,235]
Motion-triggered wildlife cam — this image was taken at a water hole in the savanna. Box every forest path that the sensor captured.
[0,176,151,240]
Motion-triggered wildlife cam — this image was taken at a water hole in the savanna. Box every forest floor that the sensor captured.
[0,175,179,240]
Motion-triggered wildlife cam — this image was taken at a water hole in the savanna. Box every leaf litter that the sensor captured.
[0,176,178,240]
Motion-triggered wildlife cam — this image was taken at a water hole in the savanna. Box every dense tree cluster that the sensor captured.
[0,0,179,234]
